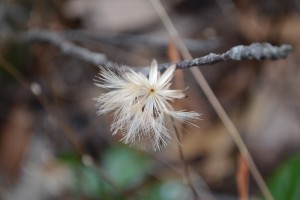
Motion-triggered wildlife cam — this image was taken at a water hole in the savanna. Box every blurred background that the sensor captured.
[0,0,300,199]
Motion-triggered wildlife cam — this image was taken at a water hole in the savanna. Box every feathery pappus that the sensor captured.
[94,60,200,150]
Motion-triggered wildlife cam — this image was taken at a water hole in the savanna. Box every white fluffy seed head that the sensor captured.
[94,60,200,150]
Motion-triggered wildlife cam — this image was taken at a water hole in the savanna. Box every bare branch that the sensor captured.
[12,30,292,73]
[61,30,220,53]
[20,30,108,65]
[155,43,292,72]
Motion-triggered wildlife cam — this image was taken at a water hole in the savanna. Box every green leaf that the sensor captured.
[267,154,300,200]
[79,166,103,197]
[59,147,152,199]
[58,152,81,166]
[139,180,190,200]
[102,145,152,189]
[59,152,119,199]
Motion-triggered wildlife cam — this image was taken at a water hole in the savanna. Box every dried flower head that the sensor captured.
[94,60,200,150]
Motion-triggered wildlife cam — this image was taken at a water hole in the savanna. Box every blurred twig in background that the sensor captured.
[237,154,249,200]
[0,55,130,199]
[8,29,292,73]
[19,30,108,66]
[62,30,221,53]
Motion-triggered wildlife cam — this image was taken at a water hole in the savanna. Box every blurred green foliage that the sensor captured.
[59,151,122,200]
[102,144,152,188]
[267,154,300,200]
[0,44,31,81]
[59,145,190,200]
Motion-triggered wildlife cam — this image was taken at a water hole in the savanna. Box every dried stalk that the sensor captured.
[150,0,275,200]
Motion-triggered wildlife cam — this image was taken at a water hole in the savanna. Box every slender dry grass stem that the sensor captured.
[150,0,274,200]
[174,128,199,200]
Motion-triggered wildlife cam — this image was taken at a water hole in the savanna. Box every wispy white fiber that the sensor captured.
[94,60,200,150]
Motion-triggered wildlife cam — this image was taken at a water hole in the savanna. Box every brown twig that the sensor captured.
[237,154,249,200]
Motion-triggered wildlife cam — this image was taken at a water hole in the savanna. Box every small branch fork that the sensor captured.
[11,30,292,72]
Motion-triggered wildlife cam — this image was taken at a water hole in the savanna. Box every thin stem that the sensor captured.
[150,0,274,200]
[189,67,274,200]
[9,30,290,72]
[174,128,199,200]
